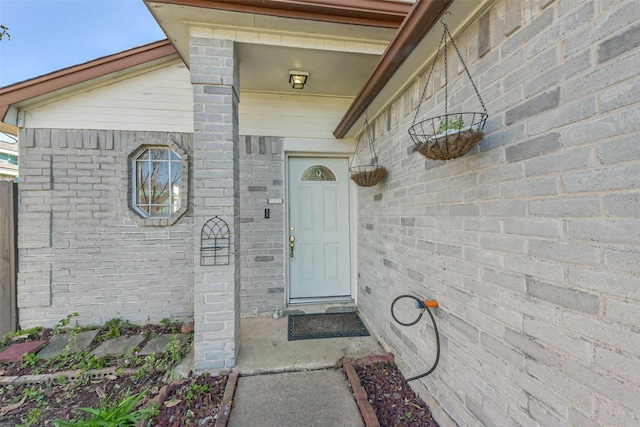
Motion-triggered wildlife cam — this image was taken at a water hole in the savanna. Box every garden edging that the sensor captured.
[342,352,395,427]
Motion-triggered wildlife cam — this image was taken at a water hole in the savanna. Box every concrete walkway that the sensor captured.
[228,369,364,427]
[235,316,385,374]
[223,316,385,426]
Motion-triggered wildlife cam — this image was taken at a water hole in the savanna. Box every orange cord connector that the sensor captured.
[423,300,439,308]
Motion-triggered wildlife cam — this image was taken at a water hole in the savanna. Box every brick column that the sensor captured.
[190,37,241,371]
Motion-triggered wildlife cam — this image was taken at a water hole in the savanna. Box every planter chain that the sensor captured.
[408,14,488,161]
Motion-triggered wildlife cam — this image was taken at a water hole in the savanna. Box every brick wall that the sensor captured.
[239,135,286,315]
[16,127,288,333]
[355,1,640,425]
[17,129,194,328]
[190,36,241,370]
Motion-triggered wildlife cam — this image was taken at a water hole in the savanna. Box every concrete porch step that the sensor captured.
[283,301,357,316]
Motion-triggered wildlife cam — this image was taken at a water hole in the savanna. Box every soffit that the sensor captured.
[145,1,402,98]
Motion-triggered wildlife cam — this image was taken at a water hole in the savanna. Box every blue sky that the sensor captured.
[0,0,166,87]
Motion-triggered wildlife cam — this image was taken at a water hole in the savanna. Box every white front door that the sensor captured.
[288,157,351,300]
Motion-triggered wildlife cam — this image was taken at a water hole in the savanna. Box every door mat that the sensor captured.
[288,312,370,341]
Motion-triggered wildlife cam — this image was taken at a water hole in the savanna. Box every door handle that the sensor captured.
[289,235,295,258]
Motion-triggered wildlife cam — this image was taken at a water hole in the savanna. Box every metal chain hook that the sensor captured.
[440,10,452,25]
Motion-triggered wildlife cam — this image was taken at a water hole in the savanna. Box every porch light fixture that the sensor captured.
[289,70,309,89]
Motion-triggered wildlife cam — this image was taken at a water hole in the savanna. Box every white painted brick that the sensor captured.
[503,289,562,324]
[523,316,592,363]
[526,359,595,415]
[529,239,600,266]
[594,345,640,386]
[568,266,639,300]
[563,164,640,193]
[504,218,563,238]
[479,233,526,255]
[509,367,569,420]
[565,358,639,415]
[527,398,566,427]
[563,311,637,354]
[605,247,640,274]
[598,135,640,165]
[568,408,600,427]
[597,399,640,427]
[528,195,601,217]
[479,300,523,330]
[604,298,640,329]
[505,256,564,283]
[568,219,640,244]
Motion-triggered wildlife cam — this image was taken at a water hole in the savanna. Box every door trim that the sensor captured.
[285,154,356,305]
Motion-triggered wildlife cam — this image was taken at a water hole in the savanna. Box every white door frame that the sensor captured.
[285,153,357,306]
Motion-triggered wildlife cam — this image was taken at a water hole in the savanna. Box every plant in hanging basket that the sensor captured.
[409,112,487,160]
[350,114,387,187]
[349,165,387,187]
[407,20,489,161]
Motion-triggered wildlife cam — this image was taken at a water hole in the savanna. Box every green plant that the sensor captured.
[101,318,133,341]
[133,353,155,380]
[185,381,211,402]
[52,312,79,336]
[76,354,107,371]
[22,352,39,367]
[437,116,465,134]
[0,326,44,350]
[1,326,43,341]
[17,408,42,427]
[161,335,182,368]
[54,388,153,427]
[22,386,45,407]
[160,318,182,333]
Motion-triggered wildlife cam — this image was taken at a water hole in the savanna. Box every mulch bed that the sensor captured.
[0,370,229,426]
[0,321,233,426]
[343,354,439,427]
[2,321,438,426]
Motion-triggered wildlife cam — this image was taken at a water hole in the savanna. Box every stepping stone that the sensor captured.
[37,330,99,360]
[0,340,48,362]
[90,336,145,358]
[139,334,189,356]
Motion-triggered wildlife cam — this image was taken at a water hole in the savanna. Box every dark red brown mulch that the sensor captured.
[354,361,438,427]
[153,373,228,427]
[0,371,228,426]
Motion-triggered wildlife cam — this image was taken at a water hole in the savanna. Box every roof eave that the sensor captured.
[333,0,454,139]
[0,39,177,123]
[146,0,412,28]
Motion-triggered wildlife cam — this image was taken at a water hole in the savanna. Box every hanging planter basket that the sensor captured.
[349,114,387,187]
[350,165,387,187]
[409,17,488,161]
[410,112,487,160]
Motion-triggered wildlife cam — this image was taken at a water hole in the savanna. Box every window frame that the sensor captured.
[128,141,189,226]
[300,165,338,182]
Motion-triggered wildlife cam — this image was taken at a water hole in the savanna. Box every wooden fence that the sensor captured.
[0,181,18,336]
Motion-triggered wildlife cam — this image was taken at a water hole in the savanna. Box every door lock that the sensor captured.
[289,235,295,258]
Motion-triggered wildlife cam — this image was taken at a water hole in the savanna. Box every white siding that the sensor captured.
[239,92,352,140]
[24,63,352,141]
[24,62,194,132]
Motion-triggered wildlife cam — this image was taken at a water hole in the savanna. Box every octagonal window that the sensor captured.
[132,147,182,218]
